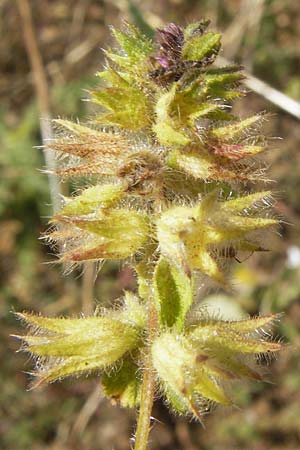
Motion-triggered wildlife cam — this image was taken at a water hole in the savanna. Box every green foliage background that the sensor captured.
[1,1,300,449]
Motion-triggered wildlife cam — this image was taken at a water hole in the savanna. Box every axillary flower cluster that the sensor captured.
[16,21,282,426]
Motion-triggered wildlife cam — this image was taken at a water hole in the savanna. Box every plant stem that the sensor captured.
[134,301,158,450]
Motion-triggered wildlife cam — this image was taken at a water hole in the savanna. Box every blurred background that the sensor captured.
[1,1,300,449]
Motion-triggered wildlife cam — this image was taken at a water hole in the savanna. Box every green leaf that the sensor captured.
[96,66,133,88]
[104,23,154,75]
[92,85,151,130]
[154,258,193,330]
[102,359,141,407]
[122,291,147,328]
[111,24,154,61]
[226,314,281,333]
[182,32,221,61]
[152,332,228,418]
[187,103,226,123]
[206,351,263,380]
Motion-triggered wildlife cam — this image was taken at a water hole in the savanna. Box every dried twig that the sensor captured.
[17,0,61,213]
[217,56,300,120]
[81,261,96,315]
[240,0,265,71]
[70,385,104,437]
[17,0,83,313]
[222,0,265,61]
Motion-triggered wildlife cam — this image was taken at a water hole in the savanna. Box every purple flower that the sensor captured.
[156,23,184,69]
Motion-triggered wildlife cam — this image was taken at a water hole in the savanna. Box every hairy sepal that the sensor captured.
[15,312,142,385]
[211,115,263,141]
[182,31,221,61]
[51,208,150,263]
[153,85,191,147]
[109,23,154,71]
[167,147,260,182]
[92,85,151,130]
[60,184,125,216]
[156,192,277,283]
[188,315,282,355]
[151,332,231,418]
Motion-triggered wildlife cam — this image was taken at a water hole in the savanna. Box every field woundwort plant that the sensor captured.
[15,20,283,450]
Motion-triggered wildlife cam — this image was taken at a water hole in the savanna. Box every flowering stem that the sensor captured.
[134,356,155,450]
[15,21,283,450]
[134,294,158,450]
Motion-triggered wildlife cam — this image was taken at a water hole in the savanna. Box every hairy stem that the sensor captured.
[134,302,157,450]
